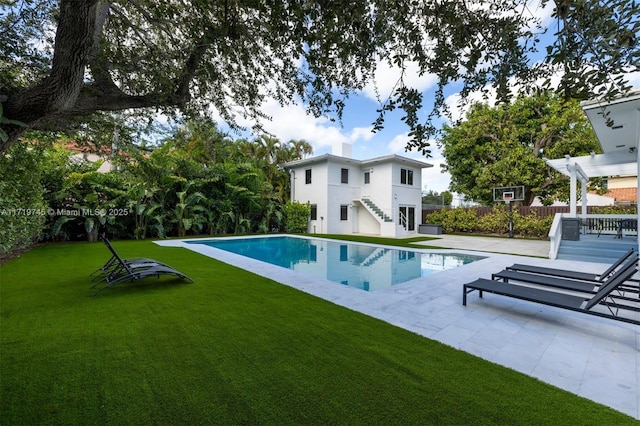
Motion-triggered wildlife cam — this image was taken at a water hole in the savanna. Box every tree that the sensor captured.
[440,93,601,206]
[2,1,638,154]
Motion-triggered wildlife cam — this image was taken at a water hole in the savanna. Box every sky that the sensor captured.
[211,1,639,196]
[215,1,557,195]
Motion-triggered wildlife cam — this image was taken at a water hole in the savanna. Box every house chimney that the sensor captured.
[332,143,352,158]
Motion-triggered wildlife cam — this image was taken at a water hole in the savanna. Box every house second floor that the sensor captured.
[284,153,430,203]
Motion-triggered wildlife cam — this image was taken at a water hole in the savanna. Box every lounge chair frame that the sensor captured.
[505,248,636,284]
[90,235,193,296]
[463,257,640,325]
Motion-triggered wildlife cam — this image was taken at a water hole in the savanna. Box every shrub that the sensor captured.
[426,205,552,238]
[284,201,310,233]
[0,143,47,254]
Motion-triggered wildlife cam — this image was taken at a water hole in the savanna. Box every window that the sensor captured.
[305,169,312,184]
[400,168,413,185]
[310,204,317,220]
[340,204,348,221]
[364,171,370,184]
[341,168,349,184]
[340,245,348,261]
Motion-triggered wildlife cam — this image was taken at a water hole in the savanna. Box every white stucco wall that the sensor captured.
[285,154,430,237]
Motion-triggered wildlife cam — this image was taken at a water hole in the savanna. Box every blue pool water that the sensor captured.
[188,236,484,292]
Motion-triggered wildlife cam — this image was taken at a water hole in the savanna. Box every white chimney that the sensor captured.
[332,143,352,158]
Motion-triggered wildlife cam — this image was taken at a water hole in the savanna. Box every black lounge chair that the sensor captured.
[463,256,640,325]
[505,248,636,283]
[493,253,639,300]
[90,236,193,296]
[90,235,170,282]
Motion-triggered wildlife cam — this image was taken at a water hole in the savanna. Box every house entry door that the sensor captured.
[398,206,415,231]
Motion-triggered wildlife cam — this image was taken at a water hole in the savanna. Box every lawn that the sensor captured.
[0,238,635,425]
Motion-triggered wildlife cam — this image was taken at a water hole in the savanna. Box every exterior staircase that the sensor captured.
[361,249,390,267]
[557,234,636,263]
[361,198,393,222]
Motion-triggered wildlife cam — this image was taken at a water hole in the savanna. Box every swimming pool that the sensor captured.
[187,236,485,292]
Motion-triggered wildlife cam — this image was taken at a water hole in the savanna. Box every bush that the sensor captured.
[426,207,477,233]
[426,205,552,238]
[0,144,47,254]
[283,201,310,233]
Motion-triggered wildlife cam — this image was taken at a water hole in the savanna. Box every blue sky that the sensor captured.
[213,1,639,195]
[215,1,557,195]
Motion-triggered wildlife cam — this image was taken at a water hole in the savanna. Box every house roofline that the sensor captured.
[282,153,432,169]
[580,89,640,110]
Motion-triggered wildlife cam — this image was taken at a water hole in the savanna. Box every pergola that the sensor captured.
[545,90,640,251]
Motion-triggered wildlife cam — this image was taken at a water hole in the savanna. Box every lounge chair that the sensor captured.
[463,256,640,325]
[493,252,639,300]
[90,236,193,296]
[505,248,636,283]
[90,235,171,282]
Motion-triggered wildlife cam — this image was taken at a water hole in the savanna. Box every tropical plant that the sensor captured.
[51,171,127,241]
[173,184,208,237]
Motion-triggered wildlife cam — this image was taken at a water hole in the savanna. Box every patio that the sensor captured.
[163,236,640,419]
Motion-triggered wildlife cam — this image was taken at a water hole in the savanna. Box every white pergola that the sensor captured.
[545,90,640,252]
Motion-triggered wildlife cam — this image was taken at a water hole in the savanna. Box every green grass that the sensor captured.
[0,239,635,425]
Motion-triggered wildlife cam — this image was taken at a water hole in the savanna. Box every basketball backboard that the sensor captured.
[493,186,525,203]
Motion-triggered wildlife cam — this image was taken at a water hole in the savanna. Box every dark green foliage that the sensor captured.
[3,1,639,153]
[440,93,602,205]
[0,240,635,424]
[284,201,310,233]
[426,206,553,238]
[0,143,47,253]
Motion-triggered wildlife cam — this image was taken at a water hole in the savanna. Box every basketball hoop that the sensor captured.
[492,186,524,239]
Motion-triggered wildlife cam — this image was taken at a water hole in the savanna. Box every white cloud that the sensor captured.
[349,126,375,142]
[387,132,411,154]
[421,157,451,193]
[360,60,438,103]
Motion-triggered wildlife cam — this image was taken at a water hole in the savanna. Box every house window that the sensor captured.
[340,204,348,220]
[341,168,349,184]
[400,168,413,185]
[305,169,312,184]
[310,204,317,220]
[340,245,348,261]
[364,171,370,184]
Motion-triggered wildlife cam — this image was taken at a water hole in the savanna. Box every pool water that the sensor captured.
[189,236,484,292]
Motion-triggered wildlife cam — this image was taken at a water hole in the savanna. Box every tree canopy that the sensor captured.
[1,0,639,153]
[439,93,601,205]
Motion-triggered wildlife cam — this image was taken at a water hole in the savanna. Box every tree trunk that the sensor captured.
[2,0,100,151]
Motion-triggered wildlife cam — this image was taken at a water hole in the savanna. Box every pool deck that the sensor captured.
[157,235,639,419]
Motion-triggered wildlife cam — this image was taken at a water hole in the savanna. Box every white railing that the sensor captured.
[548,213,565,260]
[398,209,407,229]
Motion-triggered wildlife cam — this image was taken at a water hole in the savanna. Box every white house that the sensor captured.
[283,149,432,237]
